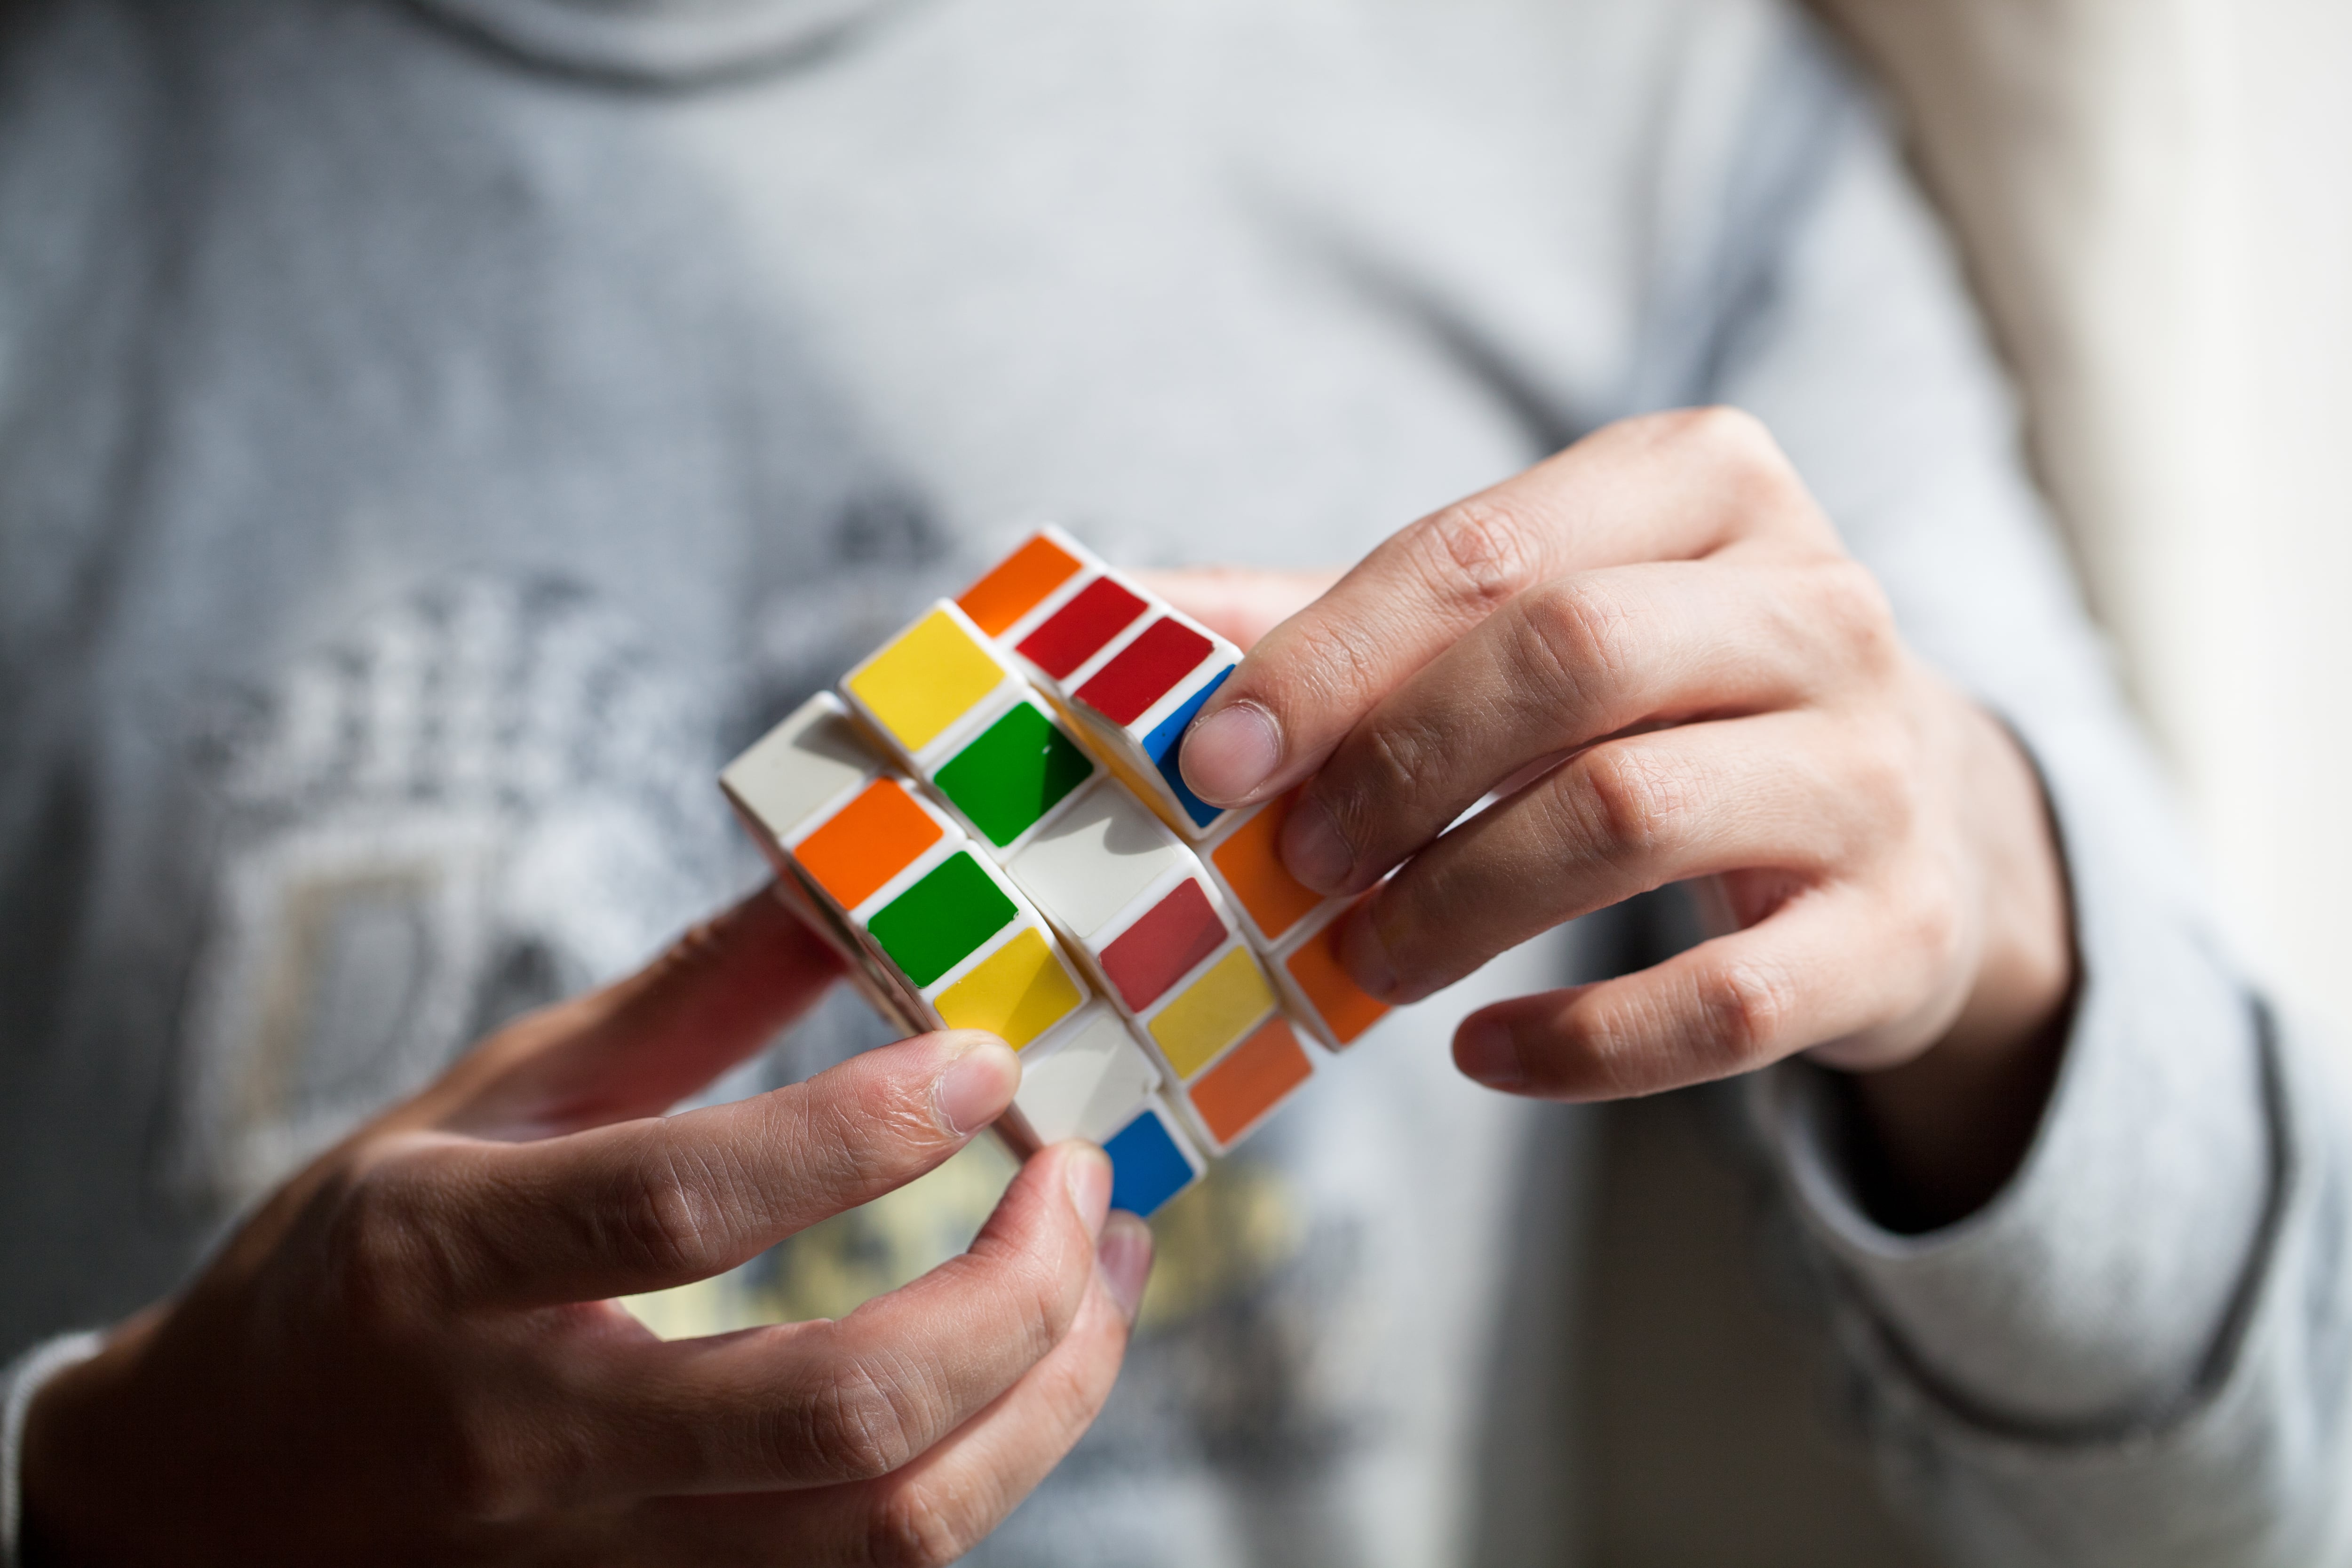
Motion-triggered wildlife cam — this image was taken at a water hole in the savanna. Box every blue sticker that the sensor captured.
[1103,1107,1196,1218]
[1142,666,1233,828]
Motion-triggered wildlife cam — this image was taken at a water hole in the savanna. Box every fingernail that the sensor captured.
[1280,796,1353,894]
[931,1035,1020,1136]
[1097,1212,1155,1322]
[1065,1145,1113,1239]
[1181,701,1281,805]
[1338,903,1398,1001]
[1455,1017,1526,1091]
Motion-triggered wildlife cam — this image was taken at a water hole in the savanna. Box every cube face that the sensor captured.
[1103,1099,1206,1218]
[843,602,1022,764]
[931,698,1098,852]
[1012,1007,1162,1145]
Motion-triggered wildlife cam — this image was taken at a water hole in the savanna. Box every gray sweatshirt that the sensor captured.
[0,0,2341,1562]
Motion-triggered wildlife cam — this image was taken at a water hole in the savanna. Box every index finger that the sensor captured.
[1177,408,1830,811]
[391,1029,1022,1312]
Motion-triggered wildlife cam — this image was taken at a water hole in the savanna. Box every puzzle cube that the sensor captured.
[959,527,1241,840]
[721,529,1399,1219]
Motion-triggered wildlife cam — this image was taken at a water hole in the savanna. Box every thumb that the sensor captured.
[414,886,843,1138]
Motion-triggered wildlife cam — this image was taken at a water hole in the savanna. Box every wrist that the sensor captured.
[1846,704,2076,1229]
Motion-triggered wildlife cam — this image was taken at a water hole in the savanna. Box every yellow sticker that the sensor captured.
[935,927,1085,1049]
[1149,946,1276,1080]
[846,608,1007,753]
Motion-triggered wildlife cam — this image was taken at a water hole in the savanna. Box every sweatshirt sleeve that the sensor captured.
[0,1330,103,1568]
[1669,15,2352,1563]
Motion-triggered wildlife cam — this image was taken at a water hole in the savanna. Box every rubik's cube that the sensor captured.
[719,529,1391,1216]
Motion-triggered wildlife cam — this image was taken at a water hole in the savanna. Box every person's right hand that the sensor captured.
[19,889,1152,1567]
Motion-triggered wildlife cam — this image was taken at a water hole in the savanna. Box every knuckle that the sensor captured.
[1569,745,1684,861]
[321,1161,447,1317]
[1697,960,1797,1069]
[431,1405,539,1523]
[1350,715,1447,830]
[866,1483,987,1568]
[1412,495,1539,615]
[1672,405,1781,475]
[1005,1238,1088,1355]
[609,1147,728,1283]
[1812,559,1900,670]
[1517,578,1625,708]
[802,1356,920,1483]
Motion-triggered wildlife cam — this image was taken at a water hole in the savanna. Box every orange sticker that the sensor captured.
[1188,1016,1313,1146]
[1284,911,1390,1047]
[1211,790,1323,942]
[958,533,1084,637]
[796,780,944,911]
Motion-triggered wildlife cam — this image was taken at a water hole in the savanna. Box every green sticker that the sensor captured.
[935,703,1094,848]
[866,852,1018,988]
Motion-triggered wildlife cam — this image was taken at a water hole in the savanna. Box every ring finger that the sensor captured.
[1341,709,1891,1005]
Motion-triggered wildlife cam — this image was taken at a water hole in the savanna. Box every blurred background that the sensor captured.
[1580,2,2352,1562]
[1815,0,2352,1041]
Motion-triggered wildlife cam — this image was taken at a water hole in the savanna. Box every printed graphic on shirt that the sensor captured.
[165,573,732,1205]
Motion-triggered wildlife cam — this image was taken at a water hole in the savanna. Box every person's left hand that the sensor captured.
[1157,409,2075,1220]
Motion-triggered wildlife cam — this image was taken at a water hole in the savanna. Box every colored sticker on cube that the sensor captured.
[933,927,1085,1048]
[795,777,946,912]
[1186,1015,1313,1149]
[866,852,1018,988]
[1018,576,1147,680]
[1103,1100,1206,1218]
[1147,944,1277,1080]
[958,531,1086,637]
[1141,666,1235,829]
[1012,1008,1162,1145]
[718,692,881,851]
[933,699,1097,850]
[845,604,1015,756]
[1279,901,1391,1049]
[1098,878,1227,1012]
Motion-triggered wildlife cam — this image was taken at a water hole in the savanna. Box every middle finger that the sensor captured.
[1286,555,1873,896]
